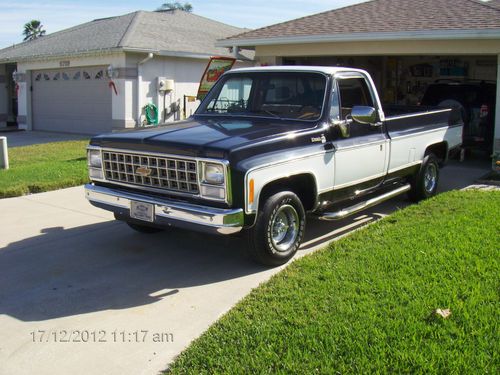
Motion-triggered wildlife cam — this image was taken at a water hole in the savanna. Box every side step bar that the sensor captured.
[319,184,411,221]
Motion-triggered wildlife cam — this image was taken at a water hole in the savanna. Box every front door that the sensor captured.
[332,75,388,192]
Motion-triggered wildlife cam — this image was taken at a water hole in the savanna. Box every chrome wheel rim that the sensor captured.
[271,205,299,252]
[424,163,437,193]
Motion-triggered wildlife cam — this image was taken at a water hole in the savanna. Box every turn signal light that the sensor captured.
[249,179,255,204]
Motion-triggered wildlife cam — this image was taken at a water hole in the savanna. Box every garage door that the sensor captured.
[32,66,112,134]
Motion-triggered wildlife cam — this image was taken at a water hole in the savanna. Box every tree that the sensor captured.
[157,2,193,12]
[23,20,46,41]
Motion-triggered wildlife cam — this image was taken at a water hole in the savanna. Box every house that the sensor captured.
[217,0,500,156]
[0,10,253,134]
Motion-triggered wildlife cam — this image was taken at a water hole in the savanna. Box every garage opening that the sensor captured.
[283,55,497,155]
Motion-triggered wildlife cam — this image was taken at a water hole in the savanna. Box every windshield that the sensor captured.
[196,72,328,121]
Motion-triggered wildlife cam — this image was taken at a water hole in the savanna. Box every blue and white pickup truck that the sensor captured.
[85,66,463,265]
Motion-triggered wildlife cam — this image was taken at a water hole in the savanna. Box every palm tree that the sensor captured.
[23,20,46,41]
[157,2,193,12]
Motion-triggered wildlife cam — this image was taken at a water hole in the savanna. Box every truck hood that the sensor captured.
[90,116,319,159]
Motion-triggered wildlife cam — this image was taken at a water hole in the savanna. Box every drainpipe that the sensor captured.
[137,53,154,126]
[232,45,239,59]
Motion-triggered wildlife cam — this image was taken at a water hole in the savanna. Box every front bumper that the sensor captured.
[84,184,244,235]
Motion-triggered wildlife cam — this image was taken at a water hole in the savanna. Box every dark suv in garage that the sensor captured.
[421,81,496,154]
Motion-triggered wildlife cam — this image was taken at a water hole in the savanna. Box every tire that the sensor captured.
[408,152,440,202]
[246,191,306,266]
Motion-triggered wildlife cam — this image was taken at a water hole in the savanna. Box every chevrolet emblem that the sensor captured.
[136,166,152,177]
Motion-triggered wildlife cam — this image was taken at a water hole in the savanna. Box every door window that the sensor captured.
[337,77,379,137]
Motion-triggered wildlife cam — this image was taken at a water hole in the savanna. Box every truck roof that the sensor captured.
[230,65,368,75]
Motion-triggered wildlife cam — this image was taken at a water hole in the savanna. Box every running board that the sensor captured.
[319,184,411,221]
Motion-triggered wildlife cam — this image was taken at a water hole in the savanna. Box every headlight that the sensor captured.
[88,149,102,168]
[203,163,224,185]
[88,149,103,180]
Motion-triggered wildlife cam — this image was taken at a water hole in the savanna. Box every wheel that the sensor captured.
[246,191,306,266]
[408,152,439,202]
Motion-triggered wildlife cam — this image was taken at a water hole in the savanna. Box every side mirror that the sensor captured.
[351,106,377,125]
[331,118,351,138]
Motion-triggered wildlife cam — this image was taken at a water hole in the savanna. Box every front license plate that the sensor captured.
[130,201,154,222]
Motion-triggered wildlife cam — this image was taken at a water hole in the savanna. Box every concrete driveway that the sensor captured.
[1,130,88,148]
[0,160,490,375]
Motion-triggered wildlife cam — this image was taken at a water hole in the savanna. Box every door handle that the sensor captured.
[371,122,383,128]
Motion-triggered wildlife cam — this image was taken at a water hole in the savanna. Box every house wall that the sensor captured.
[0,64,7,127]
[125,53,253,125]
[12,51,253,133]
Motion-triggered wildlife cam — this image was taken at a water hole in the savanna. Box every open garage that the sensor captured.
[219,0,500,160]
[282,54,497,155]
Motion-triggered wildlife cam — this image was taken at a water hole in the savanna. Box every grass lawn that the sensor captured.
[0,140,89,198]
[167,190,500,374]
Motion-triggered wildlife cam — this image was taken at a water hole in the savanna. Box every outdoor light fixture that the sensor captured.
[12,70,19,83]
[106,65,119,79]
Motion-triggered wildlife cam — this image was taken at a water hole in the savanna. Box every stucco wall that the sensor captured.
[10,51,253,132]
[126,53,253,125]
[255,39,500,58]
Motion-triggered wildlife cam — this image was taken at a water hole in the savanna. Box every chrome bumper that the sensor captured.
[84,184,244,235]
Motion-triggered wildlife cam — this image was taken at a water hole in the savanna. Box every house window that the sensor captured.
[83,71,91,80]
[95,70,104,79]
[62,72,70,80]
[43,73,50,81]
[73,71,81,80]
[34,73,41,81]
[53,72,61,81]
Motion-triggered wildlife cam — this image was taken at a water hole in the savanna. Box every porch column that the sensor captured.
[494,54,500,170]
[16,70,30,130]
[0,65,7,128]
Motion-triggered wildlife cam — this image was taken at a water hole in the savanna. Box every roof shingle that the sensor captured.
[0,10,250,63]
[224,0,500,42]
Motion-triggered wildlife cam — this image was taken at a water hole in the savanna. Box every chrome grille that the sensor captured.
[102,151,199,194]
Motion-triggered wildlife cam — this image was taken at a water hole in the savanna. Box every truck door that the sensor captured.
[331,74,388,192]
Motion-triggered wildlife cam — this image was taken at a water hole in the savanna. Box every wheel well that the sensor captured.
[425,142,448,164]
[259,174,317,211]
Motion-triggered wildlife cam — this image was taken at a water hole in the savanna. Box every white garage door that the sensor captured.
[32,67,112,134]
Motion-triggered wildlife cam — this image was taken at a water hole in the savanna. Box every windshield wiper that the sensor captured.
[250,109,282,119]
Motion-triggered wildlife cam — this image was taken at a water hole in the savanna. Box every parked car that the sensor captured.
[420,80,496,154]
[85,66,463,266]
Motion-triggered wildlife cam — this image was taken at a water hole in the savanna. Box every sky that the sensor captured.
[0,0,367,49]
